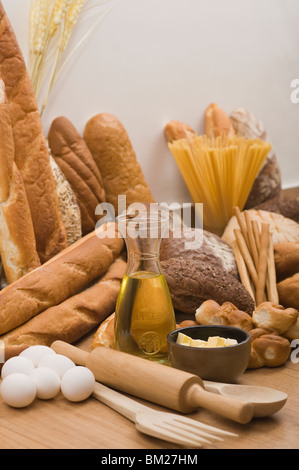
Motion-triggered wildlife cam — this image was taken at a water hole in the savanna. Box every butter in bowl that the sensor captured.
[167,325,251,382]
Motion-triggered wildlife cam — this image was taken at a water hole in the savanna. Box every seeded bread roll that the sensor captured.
[160,228,239,279]
[0,222,123,335]
[1,258,126,348]
[84,113,154,215]
[0,79,40,284]
[0,3,67,262]
[48,116,106,235]
[161,257,255,315]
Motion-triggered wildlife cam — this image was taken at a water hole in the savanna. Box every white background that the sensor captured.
[2,0,299,205]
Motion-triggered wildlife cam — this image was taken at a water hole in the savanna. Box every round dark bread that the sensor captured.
[161,257,255,315]
[160,228,239,279]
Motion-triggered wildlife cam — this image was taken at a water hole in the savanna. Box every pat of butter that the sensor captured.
[176,332,192,346]
[206,336,227,348]
[191,339,207,348]
[176,332,238,348]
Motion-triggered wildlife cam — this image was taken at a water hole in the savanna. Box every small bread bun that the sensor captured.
[248,328,291,369]
[195,299,254,332]
[252,302,298,334]
[283,316,299,341]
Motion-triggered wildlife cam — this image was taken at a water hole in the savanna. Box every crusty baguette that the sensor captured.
[0,222,123,335]
[0,3,67,262]
[1,258,126,348]
[48,116,106,235]
[0,79,41,283]
[84,113,154,215]
[164,120,196,142]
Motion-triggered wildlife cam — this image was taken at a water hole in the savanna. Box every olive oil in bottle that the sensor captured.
[114,270,176,362]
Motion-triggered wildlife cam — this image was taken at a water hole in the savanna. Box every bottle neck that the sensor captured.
[125,237,162,276]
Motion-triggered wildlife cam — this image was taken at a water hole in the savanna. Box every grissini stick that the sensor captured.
[51,341,254,424]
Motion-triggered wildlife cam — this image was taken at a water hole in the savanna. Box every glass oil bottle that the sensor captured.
[114,208,176,363]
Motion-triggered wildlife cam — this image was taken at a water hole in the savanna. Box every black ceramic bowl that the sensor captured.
[167,325,251,382]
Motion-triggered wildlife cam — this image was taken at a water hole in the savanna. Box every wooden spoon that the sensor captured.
[203,381,287,418]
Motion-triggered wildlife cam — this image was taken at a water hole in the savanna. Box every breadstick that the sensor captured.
[251,219,261,252]
[256,223,270,305]
[234,228,258,287]
[234,207,249,247]
[233,240,255,302]
[244,211,259,270]
[266,233,279,304]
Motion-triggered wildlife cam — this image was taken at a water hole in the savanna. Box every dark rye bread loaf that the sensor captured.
[161,257,255,315]
[160,228,239,278]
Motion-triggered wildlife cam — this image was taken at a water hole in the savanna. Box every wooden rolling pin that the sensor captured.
[51,340,254,424]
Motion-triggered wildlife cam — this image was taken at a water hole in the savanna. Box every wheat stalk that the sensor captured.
[29,0,111,116]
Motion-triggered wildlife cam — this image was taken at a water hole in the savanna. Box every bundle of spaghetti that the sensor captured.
[168,135,272,234]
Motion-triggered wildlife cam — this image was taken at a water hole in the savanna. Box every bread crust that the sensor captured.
[0,4,67,262]
[1,258,126,347]
[84,113,154,214]
[48,116,106,235]
[0,93,40,283]
[195,299,254,331]
[248,328,291,368]
[205,103,235,139]
[252,302,298,334]
[0,222,123,335]
[164,120,196,142]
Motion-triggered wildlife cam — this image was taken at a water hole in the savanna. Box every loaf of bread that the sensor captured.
[49,153,82,246]
[229,107,281,208]
[274,242,299,281]
[0,79,40,284]
[252,302,298,334]
[222,210,299,247]
[0,3,67,263]
[84,113,155,215]
[1,258,126,348]
[48,116,106,235]
[254,197,299,224]
[160,257,255,315]
[0,222,123,335]
[92,312,115,349]
[247,328,291,369]
[164,120,196,142]
[277,273,299,310]
[195,300,254,332]
[205,103,235,139]
[160,228,239,278]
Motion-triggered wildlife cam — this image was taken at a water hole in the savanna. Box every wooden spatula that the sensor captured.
[51,340,254,424]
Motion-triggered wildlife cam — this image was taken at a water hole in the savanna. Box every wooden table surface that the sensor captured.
[0,330,298,450]
[1,188,299,451]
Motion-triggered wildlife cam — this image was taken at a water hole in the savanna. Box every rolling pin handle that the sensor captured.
[187,383,254,424]
[51,340,89,366]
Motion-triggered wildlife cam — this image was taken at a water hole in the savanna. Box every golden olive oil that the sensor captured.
[114,271,176,362]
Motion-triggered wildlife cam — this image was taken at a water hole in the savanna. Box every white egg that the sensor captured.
[30,367,61,400]
[61,366,95,402]
[0,373,37,408]
[20,345,56,367]
[38,354,76,379]
[1,356,35,379]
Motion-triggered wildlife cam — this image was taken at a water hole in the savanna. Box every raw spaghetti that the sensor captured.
[168,135,271,234]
